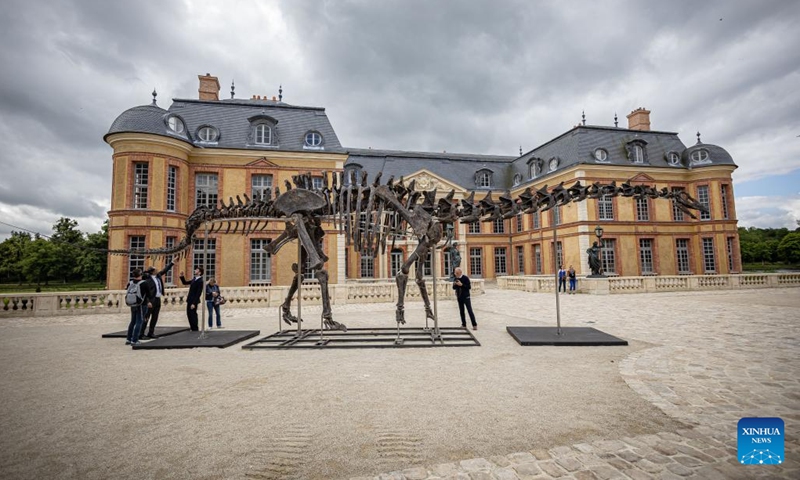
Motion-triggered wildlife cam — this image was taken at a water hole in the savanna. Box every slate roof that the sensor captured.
[345,148,515,191]
[106,98,344,153]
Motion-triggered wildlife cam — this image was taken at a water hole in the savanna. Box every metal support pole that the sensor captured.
[553,221,562,336]
[296,238,302,337]
[432,242,440,339]
[199,222,208,339]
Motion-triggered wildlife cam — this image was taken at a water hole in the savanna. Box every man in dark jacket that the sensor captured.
[180,267,204,331]
[140,261,174,339]
[453,267,477,330]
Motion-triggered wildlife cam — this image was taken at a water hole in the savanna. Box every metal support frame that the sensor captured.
[243,327,480,349]
[553,221,561,335]
[199,221,209,340]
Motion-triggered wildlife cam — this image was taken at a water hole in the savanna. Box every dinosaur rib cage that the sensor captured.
[107,171,709,260]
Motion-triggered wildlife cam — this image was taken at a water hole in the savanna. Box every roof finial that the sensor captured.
[614,112,618,127]
[278,84,283,102]
[519,145,523,156]
[231,79,235,99]
[581,110,586,126]
[151,88,157,105]
[696,131,702,144]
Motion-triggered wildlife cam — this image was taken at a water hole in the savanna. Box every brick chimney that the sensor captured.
[626,107,651,131]
[198,73,220,101]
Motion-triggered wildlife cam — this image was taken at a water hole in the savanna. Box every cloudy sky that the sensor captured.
[1,0,798,240]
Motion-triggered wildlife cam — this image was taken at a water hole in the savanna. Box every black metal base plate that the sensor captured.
[131,330,260,349]
[102,326,189,338]
[243,327,481,349]
[506,326,628,346]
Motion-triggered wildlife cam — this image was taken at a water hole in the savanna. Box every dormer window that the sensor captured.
[254,124,272,145]
[691,149,710,164]
[626,140,648,164]
[475,169,493,188]
[548,157,559,172]
[197,126,218,142]
[167,116,185,134]
[594,148,608,162]
[667,151,681,166]
[527,157,543,178]
[632,145,644,163]
[304,131,323,148]
[344,164,363,185]
[513,173,522,186]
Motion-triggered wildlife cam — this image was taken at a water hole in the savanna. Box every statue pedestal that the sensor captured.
[582,276,610,295]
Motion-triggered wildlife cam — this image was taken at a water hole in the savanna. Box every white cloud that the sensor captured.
[735,195,800,229]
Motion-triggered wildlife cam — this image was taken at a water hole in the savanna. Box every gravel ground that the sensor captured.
[3,287,777,480]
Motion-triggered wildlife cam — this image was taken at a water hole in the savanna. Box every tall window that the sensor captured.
[532,212,540,230]
[312,177,324,190]
[164,236,176,285]
[469,247,483,277]
[250,239,272,284]
[129,236,145,276]
[195,173,218,208]
[633,145,644,164]
[533,244,542,274]
[422,251,432,277]
[516,213,523,232]
[676,239,691,274]
[636,197,649,221]
[598,195,614,220]
[193,238,216,280]
[477,171,492,188]
[166,166,177,212]
[252,174,273,200]
[554,241,563,269]
[494,247,507,276]
[133,162,149,209]
[442,249,452,278]
[552,206,562,226]
[468,221,481,234]
[671,187,685,221]
[697,185,711,221]
[702,238,716,273]
[720,184,730,220]
[254,124,272,145]
[639,239,654,274]
[390,249,403,277]
[727,237,736,272]
[516,245,525,274]
[360,254,374,278]
[493,218,505,234]
[303,256,316,280]
[601,239,616,275]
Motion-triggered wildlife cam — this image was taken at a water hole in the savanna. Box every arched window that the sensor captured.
[667,152,681,166]
[513,173,522,186]
[304,131,323,147]
[691,149,710,164]
[476,170,492,188]
[254,124,272,145]
[632,145,644,164]
[197,126,218,142]
[167,116,185,134]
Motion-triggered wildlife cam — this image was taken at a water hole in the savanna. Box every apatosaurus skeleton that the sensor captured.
[107,171,708,330]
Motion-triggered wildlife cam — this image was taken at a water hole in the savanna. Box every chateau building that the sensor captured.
[105,74,739,289]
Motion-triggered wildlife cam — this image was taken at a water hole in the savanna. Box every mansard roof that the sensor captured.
[106,98,344,153]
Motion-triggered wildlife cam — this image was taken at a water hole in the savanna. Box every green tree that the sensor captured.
[20,237,58,285]
[76,221,109,282]
[50,217,84,283]
[777,232,800,264]
[0,232,32,284]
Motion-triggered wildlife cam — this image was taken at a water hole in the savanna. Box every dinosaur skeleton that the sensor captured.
[108,172,708,330]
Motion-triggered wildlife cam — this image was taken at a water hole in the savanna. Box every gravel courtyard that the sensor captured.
[1,287,798,479]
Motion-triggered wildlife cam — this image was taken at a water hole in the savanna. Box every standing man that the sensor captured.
[141,261,174,339]
[180,267,204,331]
[558,265,567,293]
[453,267,477,330]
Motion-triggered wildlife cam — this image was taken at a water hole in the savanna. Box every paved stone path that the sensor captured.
[352,287,800,480]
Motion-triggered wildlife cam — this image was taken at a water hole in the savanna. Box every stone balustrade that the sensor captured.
[497,273,800,295]
[0,279,484,318]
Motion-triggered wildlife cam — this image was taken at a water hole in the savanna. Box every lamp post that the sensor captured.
[594,225,604,276]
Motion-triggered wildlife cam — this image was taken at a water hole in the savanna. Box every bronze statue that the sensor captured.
[587,240,605,277]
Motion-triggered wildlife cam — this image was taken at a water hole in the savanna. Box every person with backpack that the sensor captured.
[125,268,146,346]
[205,278,222,329]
